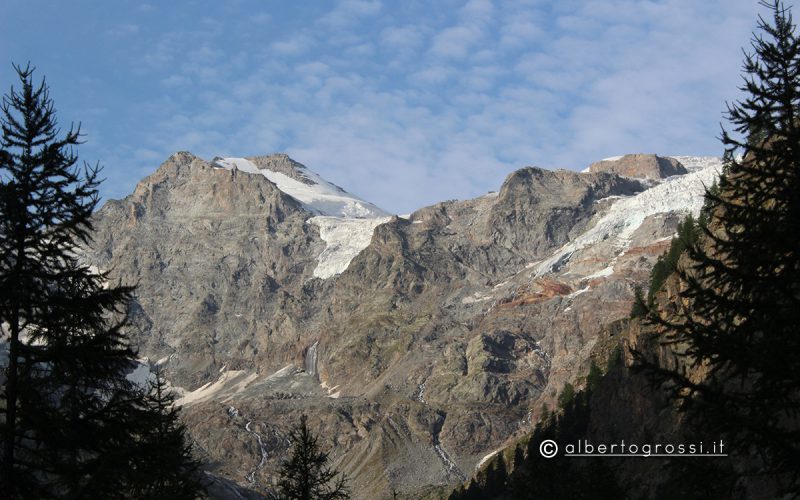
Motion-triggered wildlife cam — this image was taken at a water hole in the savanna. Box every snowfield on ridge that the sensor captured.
[212,157,389,219]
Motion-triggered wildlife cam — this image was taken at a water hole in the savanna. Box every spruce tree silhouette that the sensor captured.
[0,65,203,498]
[634,0,800,491]
[277,414,349,500]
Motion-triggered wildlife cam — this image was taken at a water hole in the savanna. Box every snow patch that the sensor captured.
[567,285,590,298]
[213,157,389,218]
[320,380,341,398]
[310,216,391,279]
[176,369,260,406]
[266,364,297,380]
[462,291,492,304]
[584,265,614,280]
[668,155,725,173]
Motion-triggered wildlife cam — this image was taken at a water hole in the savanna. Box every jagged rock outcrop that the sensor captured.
[588,153,688,180]
[86,152,721,498]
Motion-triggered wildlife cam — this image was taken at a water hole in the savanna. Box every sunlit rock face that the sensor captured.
[588,153,689,180]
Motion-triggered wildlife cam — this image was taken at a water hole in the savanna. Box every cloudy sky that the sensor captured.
[2,0,759,214]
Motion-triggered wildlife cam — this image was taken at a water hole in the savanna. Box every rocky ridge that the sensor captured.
[86,152,723,498]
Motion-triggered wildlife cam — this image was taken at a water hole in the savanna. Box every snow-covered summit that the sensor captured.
[212,156,389,219]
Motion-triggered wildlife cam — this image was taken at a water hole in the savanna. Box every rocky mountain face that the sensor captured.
[91,152,326,390]
[86,152,722,498]
[588,153,688,179]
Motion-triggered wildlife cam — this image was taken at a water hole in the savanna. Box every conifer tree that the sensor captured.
[277,414,349,500]
[635,0,800,490]
[125,368,204,499]
[0,63,130,497]
[461,479,481,500]
[483,454,508,498]
[585,362,602,392]
[0,65,202,498]
[556,382,575,410]
[630,286,647,318]
[511,444,524,473]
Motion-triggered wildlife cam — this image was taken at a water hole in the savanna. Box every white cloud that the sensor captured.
[296,61,330,76]
[380,25,425,52]
[317,0,382,30]
[160,74,191,87]
[409,65,453,85]
[500,21,542,47]
[430,25,484,59]
[460,0,494,20]
[270,35,315,56]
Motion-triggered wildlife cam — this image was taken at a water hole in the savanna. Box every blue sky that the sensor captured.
[1,0,758,214]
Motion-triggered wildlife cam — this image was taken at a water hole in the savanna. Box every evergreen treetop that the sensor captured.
[0,62,135,497]
[634,0,800,491]
[277,414,349,500]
